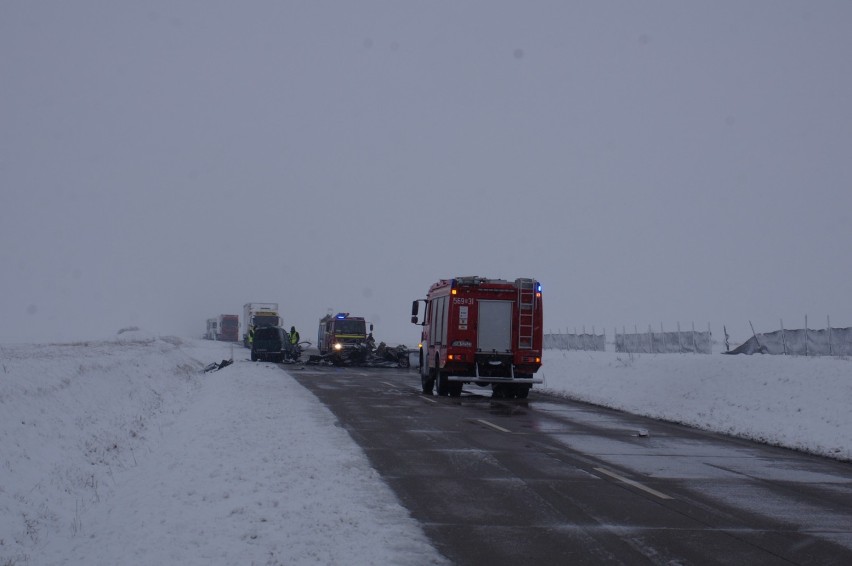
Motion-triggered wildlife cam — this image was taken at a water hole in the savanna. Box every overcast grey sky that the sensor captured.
[3,1,851,346]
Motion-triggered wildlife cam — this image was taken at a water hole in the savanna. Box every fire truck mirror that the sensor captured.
[411,300,426,325]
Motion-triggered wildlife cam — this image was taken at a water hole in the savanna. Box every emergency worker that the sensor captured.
[289,326,300,345]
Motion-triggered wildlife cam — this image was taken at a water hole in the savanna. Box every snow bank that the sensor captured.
[0,336,444,566]
[538,350,852,461]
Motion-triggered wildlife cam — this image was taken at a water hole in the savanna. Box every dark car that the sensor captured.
[251,326,293,362]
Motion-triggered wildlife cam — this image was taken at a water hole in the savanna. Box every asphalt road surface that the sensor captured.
[284,362,852,565]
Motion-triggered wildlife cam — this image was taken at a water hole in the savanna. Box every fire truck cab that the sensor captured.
[317,312,372,355]
[411,276,543,398]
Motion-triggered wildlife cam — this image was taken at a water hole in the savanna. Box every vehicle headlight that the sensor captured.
[334,343,342,351]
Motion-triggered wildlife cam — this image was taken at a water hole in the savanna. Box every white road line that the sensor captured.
[476,419,512,433]
[593,467,673,500]
[421,396,437,404]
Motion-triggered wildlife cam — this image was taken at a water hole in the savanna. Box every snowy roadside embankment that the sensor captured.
[0,333,445,566]
[538,349,852,462]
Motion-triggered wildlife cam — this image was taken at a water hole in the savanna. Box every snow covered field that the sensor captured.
[0,332,446,566]
[2,332,850,565]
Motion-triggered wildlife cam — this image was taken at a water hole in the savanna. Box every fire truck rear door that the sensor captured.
[477,300,512,352]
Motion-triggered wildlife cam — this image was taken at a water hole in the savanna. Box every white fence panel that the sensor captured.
[544,332,605,351]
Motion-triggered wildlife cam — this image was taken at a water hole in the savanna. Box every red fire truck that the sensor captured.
[411,276,543,398]
[317,312,371,355]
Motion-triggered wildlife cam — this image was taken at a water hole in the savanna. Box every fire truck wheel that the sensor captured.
[435,367,449,396]
[449,382,463,397]
[421,364,435,394]
[515,384,531,399]
[421,357,436,394]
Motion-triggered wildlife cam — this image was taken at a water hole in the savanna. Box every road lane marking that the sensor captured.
[421,395,437,404]
[476,419,512,433]
[593,467,673,500]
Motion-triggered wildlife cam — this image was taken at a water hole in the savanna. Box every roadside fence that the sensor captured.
[544,327,605,351]
[726,316,852,356]
[615,323,712,354]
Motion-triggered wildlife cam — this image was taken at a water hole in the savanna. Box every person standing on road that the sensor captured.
[289,326,300,346]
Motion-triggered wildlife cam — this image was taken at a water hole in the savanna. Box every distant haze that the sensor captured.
[3,1,851,346]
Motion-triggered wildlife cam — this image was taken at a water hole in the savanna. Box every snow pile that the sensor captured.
[0,336,444,566]
[538,350,852,461]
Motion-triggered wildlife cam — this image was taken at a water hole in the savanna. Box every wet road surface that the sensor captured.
[285,363,852,565]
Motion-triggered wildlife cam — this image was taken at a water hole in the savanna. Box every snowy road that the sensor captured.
[290,363,852,565]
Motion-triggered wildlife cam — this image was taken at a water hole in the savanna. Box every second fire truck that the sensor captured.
[317,312,371,355]
[411,276,543,398]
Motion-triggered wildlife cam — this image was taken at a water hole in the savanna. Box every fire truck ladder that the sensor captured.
[516,278,536,349]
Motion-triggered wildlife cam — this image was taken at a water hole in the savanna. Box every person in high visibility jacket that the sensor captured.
[289,326,300,346]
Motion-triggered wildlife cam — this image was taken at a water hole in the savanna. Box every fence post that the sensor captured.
[780,319,787,355]
[805,315,809,357]
[688,322,693,353]
[749,321,762,352]
[689,322,694,353]
[828,315,832,356]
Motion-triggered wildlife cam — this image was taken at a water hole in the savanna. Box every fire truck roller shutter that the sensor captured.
[477,300,513,352]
